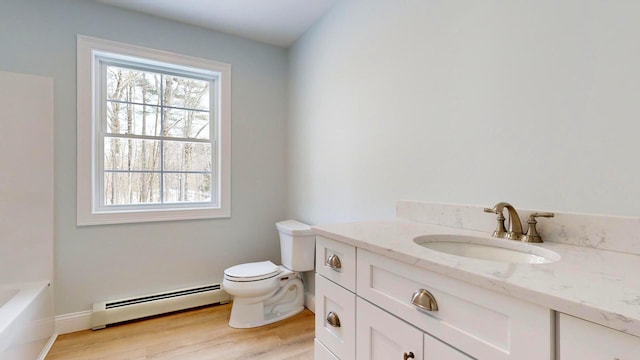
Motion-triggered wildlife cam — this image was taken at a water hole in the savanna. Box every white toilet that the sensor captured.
[222,220,315,328]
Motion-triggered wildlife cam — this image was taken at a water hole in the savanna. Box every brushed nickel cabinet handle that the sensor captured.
[411,289,438,312]
[403,351,415,359]
[325,254,342,270]
[326,311,341,327]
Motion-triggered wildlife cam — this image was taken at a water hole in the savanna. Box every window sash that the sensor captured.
[95,57,218,211]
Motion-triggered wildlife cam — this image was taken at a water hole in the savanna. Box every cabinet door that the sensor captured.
[424,333,473,360]
[316,274,356,359]
[559,313,640,359]
[315,339,339,360]
[357,298,423,360]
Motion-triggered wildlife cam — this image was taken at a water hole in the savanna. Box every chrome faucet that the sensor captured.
[484,202,554,243]
[484,202,524,240]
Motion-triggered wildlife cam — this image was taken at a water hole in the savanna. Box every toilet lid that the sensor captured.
[224,261,281,281]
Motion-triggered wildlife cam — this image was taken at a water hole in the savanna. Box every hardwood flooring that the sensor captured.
[46,304,315,360]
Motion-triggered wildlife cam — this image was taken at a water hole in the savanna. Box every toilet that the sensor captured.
[222,220,315,328]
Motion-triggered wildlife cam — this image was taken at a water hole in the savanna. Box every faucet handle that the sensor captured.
[522,212,555,243]
[531,212,554,218]
[483,207,507,238]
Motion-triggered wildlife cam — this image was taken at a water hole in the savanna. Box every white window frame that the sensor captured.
[77,35,231,225]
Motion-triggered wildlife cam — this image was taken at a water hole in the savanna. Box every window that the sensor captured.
[77,36,231,225]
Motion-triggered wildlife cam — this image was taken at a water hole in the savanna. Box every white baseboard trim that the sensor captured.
[55,310,92,335]
[57,294,313,334]
[304,293,315,314]
[37,333,58,360]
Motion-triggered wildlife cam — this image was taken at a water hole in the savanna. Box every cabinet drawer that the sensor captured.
[357,249,552,360]
[316,236,356,292]
[558,313,640,359]
[315,274,355,359]
[315,339,339,360]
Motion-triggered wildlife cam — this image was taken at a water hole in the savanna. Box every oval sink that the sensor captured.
[413,234,560,264]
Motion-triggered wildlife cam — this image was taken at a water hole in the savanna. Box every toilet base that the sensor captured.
[229,303,305,329]
[228,277,305,328]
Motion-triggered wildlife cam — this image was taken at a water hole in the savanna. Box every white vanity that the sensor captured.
[312,201,640,359]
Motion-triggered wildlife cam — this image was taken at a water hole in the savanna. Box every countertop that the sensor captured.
[312,219,640,337]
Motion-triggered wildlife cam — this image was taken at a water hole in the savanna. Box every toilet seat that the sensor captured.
[224,261,281,282]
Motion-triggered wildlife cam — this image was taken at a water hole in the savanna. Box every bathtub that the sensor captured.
[0,281,54,360]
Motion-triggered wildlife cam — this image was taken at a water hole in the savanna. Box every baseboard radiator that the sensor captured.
[91,284,230,330]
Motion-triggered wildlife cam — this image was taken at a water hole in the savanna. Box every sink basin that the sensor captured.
[413,234,561,264]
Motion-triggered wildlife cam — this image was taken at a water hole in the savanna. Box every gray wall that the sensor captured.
[0,0,288,315]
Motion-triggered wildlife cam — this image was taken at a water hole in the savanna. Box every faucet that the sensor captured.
[483,202,524,240]
[484,202,555,242]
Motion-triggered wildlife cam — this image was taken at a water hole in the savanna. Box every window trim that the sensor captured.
[77,35,231,225]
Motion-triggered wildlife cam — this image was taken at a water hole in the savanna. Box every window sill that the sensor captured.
[77,207,230,226]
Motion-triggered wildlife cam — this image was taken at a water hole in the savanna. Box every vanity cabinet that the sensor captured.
[314,236,553,359]
[558,313,640,359]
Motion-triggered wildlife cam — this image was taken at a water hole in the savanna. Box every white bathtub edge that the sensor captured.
[36,333,57,360]
[55,311,92,335]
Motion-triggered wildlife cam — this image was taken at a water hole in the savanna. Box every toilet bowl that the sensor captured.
[223,220,315,328]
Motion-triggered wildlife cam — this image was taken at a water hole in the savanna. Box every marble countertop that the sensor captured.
[312,220,640,337]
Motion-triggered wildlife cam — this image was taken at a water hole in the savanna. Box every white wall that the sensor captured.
[288,0,640,225]
[0,71,53,285]
[288,0,640,295]
[0,0,288,315]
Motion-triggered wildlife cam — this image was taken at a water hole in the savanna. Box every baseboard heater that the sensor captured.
[91,283,230,330]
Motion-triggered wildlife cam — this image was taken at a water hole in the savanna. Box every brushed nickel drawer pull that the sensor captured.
[326,311,341,327]
[403,351,415,359]
[411,289,439,312]
[325,254,342,270]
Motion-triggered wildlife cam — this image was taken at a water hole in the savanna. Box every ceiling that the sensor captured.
[97,0,340,48]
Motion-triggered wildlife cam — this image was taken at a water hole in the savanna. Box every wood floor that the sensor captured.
[46,304,315,360]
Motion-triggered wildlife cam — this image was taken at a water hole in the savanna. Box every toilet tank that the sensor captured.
[276,220,315,272]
